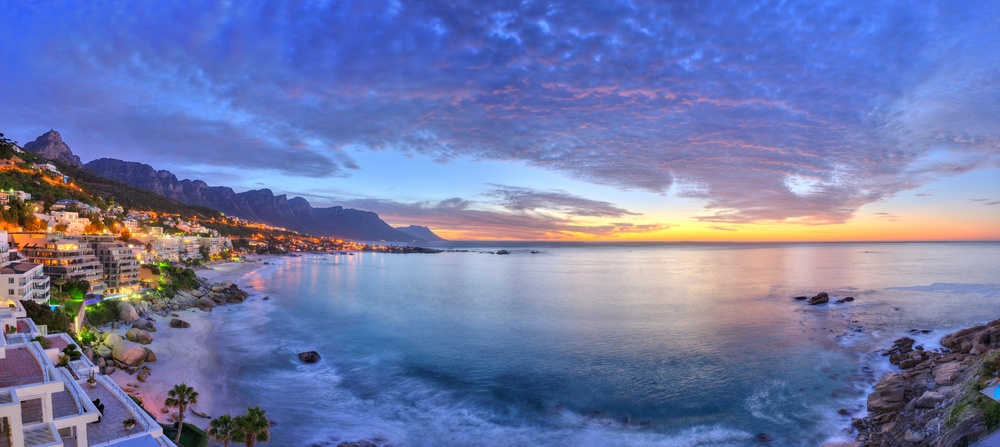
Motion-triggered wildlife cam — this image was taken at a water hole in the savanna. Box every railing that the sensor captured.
[96,375,151,432]
[56,368,85,416]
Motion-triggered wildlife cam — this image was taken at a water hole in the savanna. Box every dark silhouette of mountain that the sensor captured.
[395,225,447,241]
[84,158,424,242]
[23,130,83,166]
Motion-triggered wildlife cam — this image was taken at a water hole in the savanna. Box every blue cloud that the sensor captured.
[1,0,999,227]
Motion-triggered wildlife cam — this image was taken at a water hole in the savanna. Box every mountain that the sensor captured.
[395,225,447,242]
[84,158,424,242]
[23,130,83,167]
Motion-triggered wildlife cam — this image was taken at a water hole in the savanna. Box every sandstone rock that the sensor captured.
[144,348,157,363]
[932,362,962,386]
[190,289,205,298]
[113,340,148,367]
[867,373,908,412]
[137,366,151,382]
[211,285,225,293]
[132,319,157,332]
[915,391,945,409]
[125,328,153,345]
[298,351,321,363]
[808,292,829,305]
[118,303,140,324]
[170,318,190,328]
[102,332,123,348]
[102,365,116,375]
[197,296,215,309]
[96,345,113,359]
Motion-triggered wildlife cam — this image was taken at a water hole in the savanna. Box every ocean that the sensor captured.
[208,242,1000,446]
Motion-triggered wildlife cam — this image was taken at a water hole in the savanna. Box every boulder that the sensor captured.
[808,292,829,305]
[298,351,321,363]
[337,441,377,447]
[190,289,205,298]
[132,320,157,332]
[118,303,140,324]
[932,362,962,386]
[96,345,113,359]
[915,391,945,409]
[867,373,908,412]
[819,443,861,447]
[903,429,924,443]
[197,296,215,309]
[102,332,123,348]
[125,328,153,345]
[137,366,151,382]
[211,285,226,293]
[112,340,147,367]
[144,348,157,363]
[170,318,191,329]
[102,365,116,375]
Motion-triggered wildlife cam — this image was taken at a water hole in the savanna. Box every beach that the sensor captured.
[106,257,274,430]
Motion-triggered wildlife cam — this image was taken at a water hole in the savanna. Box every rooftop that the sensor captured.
[0,347,44,387]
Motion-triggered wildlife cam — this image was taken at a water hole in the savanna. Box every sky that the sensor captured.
[1,0,998,241]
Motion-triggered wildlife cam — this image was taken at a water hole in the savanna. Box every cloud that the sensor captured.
[985,201,1000,206]
[335,194,665,240]
[2,1,1000,228]
[482,185,639,217]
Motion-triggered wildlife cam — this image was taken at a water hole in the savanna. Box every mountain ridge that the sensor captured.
[84,157,423,242]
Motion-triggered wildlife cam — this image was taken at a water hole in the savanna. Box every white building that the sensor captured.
[0,231,50,304]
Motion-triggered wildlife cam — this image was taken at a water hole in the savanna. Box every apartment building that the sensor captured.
[13,235,106,296]
[77,236,140,296]
[0,231,50,304]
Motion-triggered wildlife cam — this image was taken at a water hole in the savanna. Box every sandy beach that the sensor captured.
[106,257,276,430]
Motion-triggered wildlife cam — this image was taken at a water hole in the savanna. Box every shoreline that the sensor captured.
[106,256,277,431]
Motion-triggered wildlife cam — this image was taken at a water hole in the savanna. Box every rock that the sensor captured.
[808,292,829,305]
[190,289,205,298]
[867,373,908,412]
[886,337,916,365]
[263,296,270,300]
[935,414,986,447]
[298,351,321,363]
[125,328,153,345]
[170,318,191,329]
[96,345,113,359]
[118,303,140,324]
[915,391,945,409]
[496,250,511,255]
[932,362,962,386]
[793,296,808,300]
[903,429,924,443]
[144,348,157,363]
[137,366,151,382]
[132,319,157,332]
[102,332,123,348]
[112,340,148,367]
[102,366,116,375]
[211,285,226,293]
[819,443,861,447]
[842,296,854,302]
[95,357,106,368]
[755,433,773,442]
[197,296,215,309]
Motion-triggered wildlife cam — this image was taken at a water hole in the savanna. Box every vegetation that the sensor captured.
[208,414,236,447]
[31,335,50,349]
[162,422,209,447]
[945,351,1000,429]
[20,300,74,335]
[232,406,271,447]
[84,299,121,327]
[165,383,199,444]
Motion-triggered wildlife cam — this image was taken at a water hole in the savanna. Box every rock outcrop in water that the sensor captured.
[844,318,1000,447]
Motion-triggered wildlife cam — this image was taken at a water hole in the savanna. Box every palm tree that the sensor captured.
[232,406,270,447]
[208,414,236,447]
[164,383,199,444]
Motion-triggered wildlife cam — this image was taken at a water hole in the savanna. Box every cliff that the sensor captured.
[23,130,83,166]
[395,225,447,242]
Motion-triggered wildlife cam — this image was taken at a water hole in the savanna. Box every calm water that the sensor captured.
[210,242,1000,446]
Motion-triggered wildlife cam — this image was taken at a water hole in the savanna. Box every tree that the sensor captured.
[208,414,236,447]
[165,383,199,444]
[232,406,270,447]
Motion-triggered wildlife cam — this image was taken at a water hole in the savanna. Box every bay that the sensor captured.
[211,242,1000,446]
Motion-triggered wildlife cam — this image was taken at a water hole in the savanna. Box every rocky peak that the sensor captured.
[23,129,83,167]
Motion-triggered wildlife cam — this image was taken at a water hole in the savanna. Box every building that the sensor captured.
[78,236,140,296]
[13,235,106,296]
[35,211,91,235]
[199,236,231,259]
[0,231,50,304]
[0,308,178,446]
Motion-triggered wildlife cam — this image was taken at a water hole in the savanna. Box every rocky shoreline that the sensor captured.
[828,318,1000,447]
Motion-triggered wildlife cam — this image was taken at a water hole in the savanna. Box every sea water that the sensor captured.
[209,242,1000,446]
